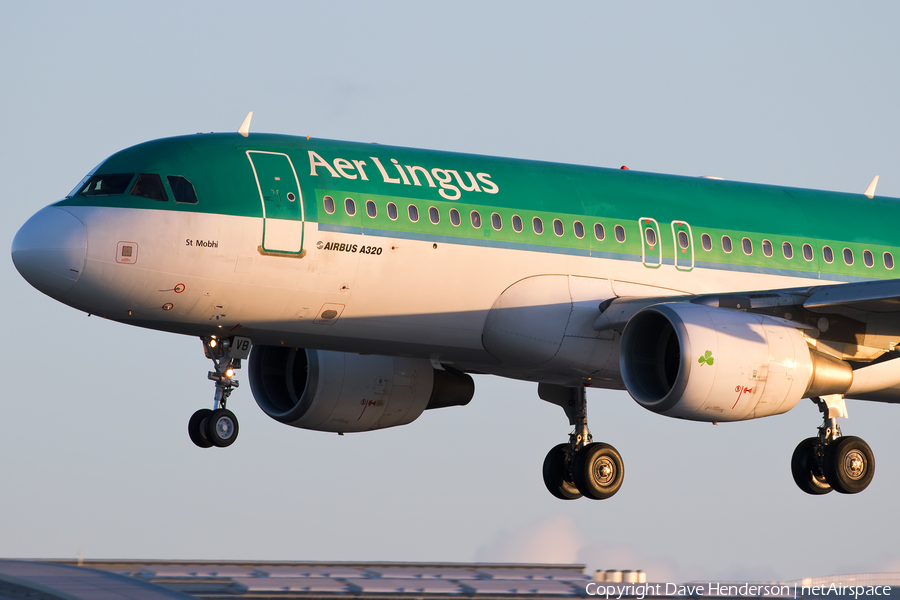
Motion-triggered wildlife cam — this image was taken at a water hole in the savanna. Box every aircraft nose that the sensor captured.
[11,206,87,299]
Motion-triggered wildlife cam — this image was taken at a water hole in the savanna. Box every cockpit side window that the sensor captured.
[77,173,134,196]
[67,162,103,197]
[130,173,168,201]
[168,176,198,204]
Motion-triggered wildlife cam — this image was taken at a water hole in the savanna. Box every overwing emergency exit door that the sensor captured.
[671,220,694,271]
[639,217,662,268]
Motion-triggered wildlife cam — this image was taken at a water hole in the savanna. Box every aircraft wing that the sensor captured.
[595,278,900,337]
[804,279,900,312]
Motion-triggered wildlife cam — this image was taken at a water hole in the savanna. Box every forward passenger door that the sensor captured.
[247,151,305,255]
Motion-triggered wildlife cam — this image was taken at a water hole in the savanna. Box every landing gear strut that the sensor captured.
[791,395,875,495]
[187,335,251,448]
[539,384,624,500]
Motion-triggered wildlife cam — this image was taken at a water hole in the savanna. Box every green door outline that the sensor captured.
[247,151,305,255]
[671,220,694,271]
[639,217,662,268]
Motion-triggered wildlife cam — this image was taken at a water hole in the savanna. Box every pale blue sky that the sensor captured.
[3,1,900,582]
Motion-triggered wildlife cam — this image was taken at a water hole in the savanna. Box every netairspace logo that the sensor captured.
[583,583,893,600]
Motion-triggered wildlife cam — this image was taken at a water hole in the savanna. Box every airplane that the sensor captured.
[11,112,900,500]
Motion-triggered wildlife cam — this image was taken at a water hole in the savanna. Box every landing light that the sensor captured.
[209,339,217,348]
[225,368,235,378]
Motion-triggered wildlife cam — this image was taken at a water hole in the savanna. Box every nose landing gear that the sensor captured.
[791,395,875,495]
[187,335,252,449]
[539,384,624,500]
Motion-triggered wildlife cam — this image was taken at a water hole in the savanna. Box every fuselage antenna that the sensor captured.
[238,112,253,137]
[864,175,879,199]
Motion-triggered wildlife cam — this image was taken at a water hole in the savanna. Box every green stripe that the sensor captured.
[51,132,900,283]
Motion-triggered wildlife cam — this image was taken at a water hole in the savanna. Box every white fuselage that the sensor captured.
[47,205,827,388]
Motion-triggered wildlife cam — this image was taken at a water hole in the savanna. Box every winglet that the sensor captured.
[864,175,879,199]
[238,111,253,137]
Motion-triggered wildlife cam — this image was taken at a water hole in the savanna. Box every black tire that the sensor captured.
[205,408,239,447]
[790,437,831,495]
[542,444,582,500]
[824,436,875,494]
[188,408,213,448]
[573,442,624,500]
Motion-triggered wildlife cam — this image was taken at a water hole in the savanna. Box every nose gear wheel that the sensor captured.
[187,335,250,449]
[188,408,213,448]
[206,408,239,447]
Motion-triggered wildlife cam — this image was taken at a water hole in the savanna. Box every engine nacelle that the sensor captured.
[248,346,475,433]
[619,303,850,422]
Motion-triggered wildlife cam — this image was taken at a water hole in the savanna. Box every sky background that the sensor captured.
[3,1,900,583]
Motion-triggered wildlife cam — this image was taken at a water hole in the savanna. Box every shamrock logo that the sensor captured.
[698,350,715,366]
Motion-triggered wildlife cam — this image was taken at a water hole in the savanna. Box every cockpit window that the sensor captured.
[167,176,199,204]
[77,173,134,196]
[67,162,102,197]
[130,173,167,202]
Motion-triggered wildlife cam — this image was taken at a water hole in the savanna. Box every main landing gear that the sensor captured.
[791,395,875,495]
[538,384,624,500]
[188,335,250,449]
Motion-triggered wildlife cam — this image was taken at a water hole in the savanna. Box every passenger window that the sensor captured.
[803,244,813,261]
[645,227,657,246]
[533,217,544,235]
[594,223,605,241]
[323,195,335,214]
[678,231,689,249]
[701,233,712,251]
[79,173,134,196]
[167,176,198,204]
[843,248,854,265]
[742,238,752,255]
[553,219,564,237]
[408,204,419,222]
[823,245,834,263]
[782,242,793,259]
[762,239,773,257]
[449,208,461,226]
[512,215,523,233]
[366,200,377,218]
[429,207,440,224]
[864,249,874,268]
[721,235,733,253]
[574,221,585,239]
[387,202,398,220]
[614,225,625,242]
[884,252,894,269]
[491,213,502,231]
[471,211,482,229]
[130,173,167,201]
[345,198,356,216]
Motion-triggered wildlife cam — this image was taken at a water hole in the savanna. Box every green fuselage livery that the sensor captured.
[12,127,900,500]
[54,132,900,284]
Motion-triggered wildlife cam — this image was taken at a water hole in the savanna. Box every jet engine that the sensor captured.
[248,346,475,433]
[619,303,852,421]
